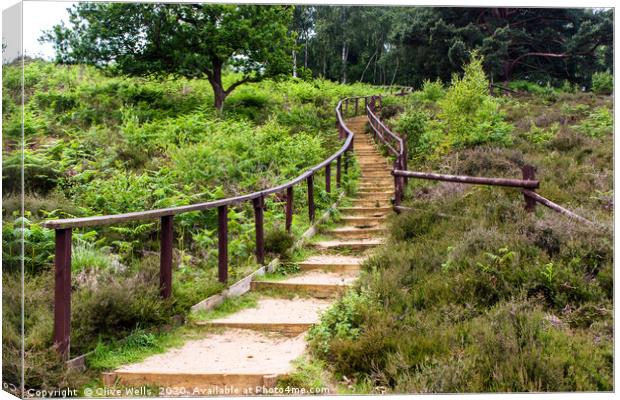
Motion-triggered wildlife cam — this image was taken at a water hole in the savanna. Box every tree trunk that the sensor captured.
[213,84,226,112]
[341,43,348,84]
[292,49,297,77]
[209,59,227,112]
[304,37,308,68]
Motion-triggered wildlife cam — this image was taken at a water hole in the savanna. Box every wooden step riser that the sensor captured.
[360,169,392,174]
[329,230,385,240]
[194,321,311,337]
[340,217,386,226]
[313,242,380,251]
[360,182,394,189]
[298,263,361,273]
[352,201,391,207]
[357,189,392,194]
[340,207,392,216]
[102,372,280,394]
[251,281,348,299]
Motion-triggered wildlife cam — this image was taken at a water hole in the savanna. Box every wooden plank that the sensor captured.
[522,190,594,225]
[53,228,72,359]
[393,169,540,189]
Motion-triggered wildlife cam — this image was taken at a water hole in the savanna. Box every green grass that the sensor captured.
[86,327,192,371]
[276,356,332,394]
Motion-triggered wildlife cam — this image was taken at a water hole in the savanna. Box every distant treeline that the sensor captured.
[291,7,613,87]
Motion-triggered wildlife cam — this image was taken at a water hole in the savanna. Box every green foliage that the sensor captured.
[264,229,296,259]
[525,123,559,145]
[72,242,112,272]
[44,3,295,110]
[439,53,513,149]
[71,265,174,355]
[87,328,185,371]
[591,72,613,95]
[276,356,330,393]
[308,290,370,356]
[2,217,55,273]
[575,107,613,138]
[314,87,612,392]
[2,150,60,195]
[396,53,513,160]
[421,79,445,102]
[2,60,377,391]
[395,109,429,155]
[508,80,560,102]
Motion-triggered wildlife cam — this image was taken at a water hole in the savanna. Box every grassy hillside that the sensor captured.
[307,62,613,392]
[1,60,377,390]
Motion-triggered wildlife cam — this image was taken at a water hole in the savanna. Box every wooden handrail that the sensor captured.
[48,94,371,359]
[42,100,356,230]
[392,169,540,189]
[522,190,595,225]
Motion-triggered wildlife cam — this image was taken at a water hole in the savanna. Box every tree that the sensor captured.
[44,3,294,111]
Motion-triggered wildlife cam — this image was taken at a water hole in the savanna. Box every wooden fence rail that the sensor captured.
[365,93,595,224]
[42,95,375,359]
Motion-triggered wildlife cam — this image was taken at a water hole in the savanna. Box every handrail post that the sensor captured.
[307,175,315,223]
[285,187,293,233]
[336,156,342,188]
[53,228,72,360]
[401,134,408,189]
[218,205,228,283]
[393,166,402,212]
[345,99,349,117]
[160,215,174,298]
[522,165,537,212]
[325,163,331,193]
[344,149,349,176]
[355,98,359,115]
[253,195,265,265]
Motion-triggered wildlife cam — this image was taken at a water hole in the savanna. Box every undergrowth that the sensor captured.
[308,56,613,393]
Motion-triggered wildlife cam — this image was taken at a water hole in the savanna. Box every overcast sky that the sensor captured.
[23,1,74,59]
[2,0,613,62]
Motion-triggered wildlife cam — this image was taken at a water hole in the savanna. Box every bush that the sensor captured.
[71,266,173,354]
[395,109,429,155]
[2,217,55,274]
[576,107,613,138]
[421,79,445,102]
[438,53,513,150]
[2,150,60,195]
[591,72,613,95]
[264,229,295,259]
[308,290,371,356]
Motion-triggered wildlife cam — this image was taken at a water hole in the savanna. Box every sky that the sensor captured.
[2,1,73,62]
[23,1,74,59]
[2,0,614,62]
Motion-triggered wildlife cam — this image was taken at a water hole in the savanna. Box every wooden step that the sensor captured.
[340,206,392,217]
[298,255,363,272]
[252,271,357,298]
[328,226,385,240]
[251,281,350,299]
[340,215,386,227]
[312,238,383,251]
[352,199,391,207]
[193,297,331,336]
[102,329,307,394]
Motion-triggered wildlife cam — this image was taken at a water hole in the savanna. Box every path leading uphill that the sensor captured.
[101,116,393,395]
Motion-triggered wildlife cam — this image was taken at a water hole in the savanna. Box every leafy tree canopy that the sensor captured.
[44,3,295,110]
